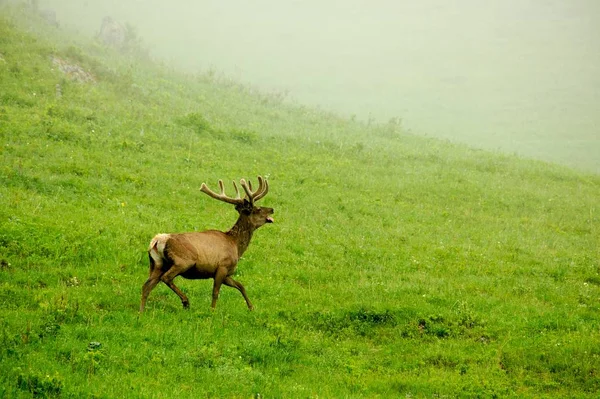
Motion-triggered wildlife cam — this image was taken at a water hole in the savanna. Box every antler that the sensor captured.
[240,176,269,204]
[200,176,269,205]
[200,179,244,205]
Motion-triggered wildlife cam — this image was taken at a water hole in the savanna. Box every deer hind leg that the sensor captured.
[160,265,191,309]
[140,254,164,313]
[223,276,254,310]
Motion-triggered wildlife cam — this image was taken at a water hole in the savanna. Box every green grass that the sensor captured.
[1,8,599,398]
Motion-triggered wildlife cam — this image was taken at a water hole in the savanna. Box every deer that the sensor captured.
[139,176,274,312]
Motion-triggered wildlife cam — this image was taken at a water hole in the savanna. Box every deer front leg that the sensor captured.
[224,276,254,310]
[211,267,228,309]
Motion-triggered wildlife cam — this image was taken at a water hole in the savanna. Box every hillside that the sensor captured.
[1,8,599,398]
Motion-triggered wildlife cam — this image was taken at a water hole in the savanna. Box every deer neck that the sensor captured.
[227,215,255,258]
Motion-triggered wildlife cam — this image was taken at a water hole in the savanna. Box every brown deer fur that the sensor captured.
[139,177,274,312]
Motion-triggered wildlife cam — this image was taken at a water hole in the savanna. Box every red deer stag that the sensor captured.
[140,176,274,312]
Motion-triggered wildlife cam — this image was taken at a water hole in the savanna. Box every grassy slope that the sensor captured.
[1,10,599,398]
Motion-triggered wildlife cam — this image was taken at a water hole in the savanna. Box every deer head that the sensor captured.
[200,176,274,228]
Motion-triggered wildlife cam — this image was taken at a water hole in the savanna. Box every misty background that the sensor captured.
[38,0,600,172]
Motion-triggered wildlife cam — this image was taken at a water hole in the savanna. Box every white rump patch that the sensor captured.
[148,233,170,263]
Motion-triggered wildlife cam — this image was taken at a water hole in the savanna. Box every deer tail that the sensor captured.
[148,234,169,270]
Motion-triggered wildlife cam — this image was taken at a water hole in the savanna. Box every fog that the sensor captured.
[42,0,600,172]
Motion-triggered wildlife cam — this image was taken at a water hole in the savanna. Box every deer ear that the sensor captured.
[236,199,252,214]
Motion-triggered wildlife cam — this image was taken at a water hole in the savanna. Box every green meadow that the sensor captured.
[1,8,599,398]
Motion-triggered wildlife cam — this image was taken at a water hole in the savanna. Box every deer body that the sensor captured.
[140,177,273,312]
